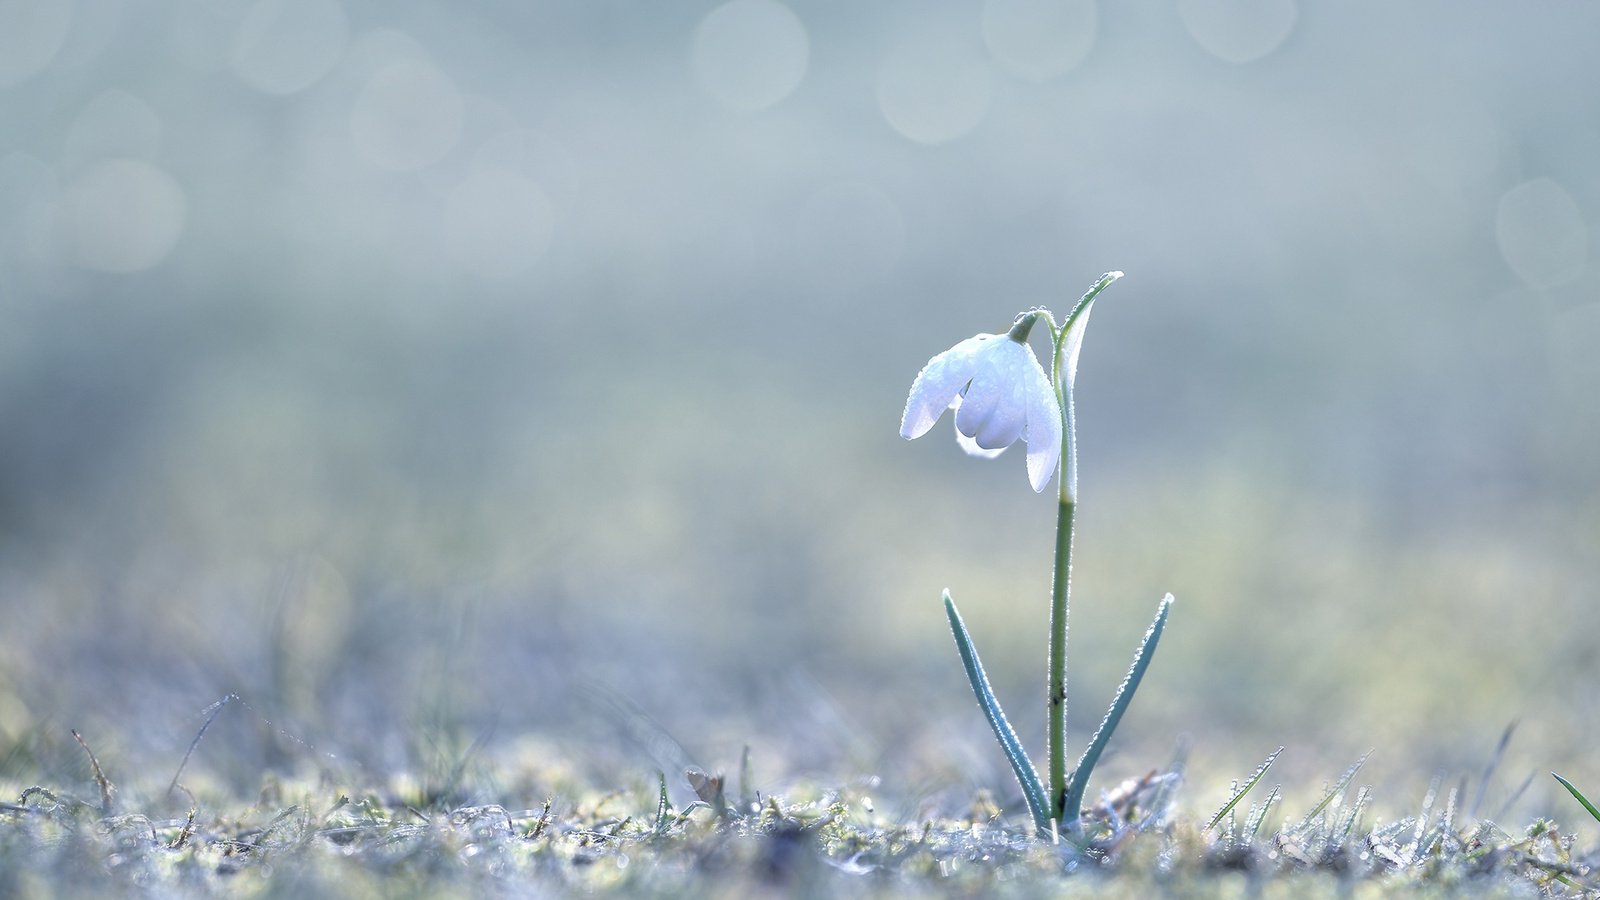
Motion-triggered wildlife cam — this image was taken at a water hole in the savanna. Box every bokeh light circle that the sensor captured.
[0,0,74,87]
[350,59,464,172]
[691,0,809,112]
[981,0,1096,82]
[443,167,556,281]
[1177,0,1297,64]
[1495,178,1588,289]
[54,158,187,273]
[877,36,993,144]
[62,90,162,169]
[231,0,349,96]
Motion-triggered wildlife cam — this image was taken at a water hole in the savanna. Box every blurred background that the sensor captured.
[2,0,1598,819]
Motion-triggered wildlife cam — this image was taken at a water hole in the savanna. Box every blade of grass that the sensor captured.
[653,772,671,836]
[1470,721,1516,820]
[1297,751,1371,831]
[1330,785,1372,855]
[1552,773,1600,825]
[1245,785,1281,841]
[1494,770,1537,823]
[71,730,115,816]
[168,693,237,799]
[1408,775,1441,857]
[1062,595,1172,825]
[1441,779,1462,842]
[1349,786,1373,839]
[1138,739,1189,830]
[944,591,1051,832]
[1206,746,1283,832]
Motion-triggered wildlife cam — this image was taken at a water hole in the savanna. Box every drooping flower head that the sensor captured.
[899,315,1062,492]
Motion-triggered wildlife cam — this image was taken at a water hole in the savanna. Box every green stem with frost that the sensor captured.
[1045,272,1119,827]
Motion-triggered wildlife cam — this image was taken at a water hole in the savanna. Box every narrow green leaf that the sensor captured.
[944,591,1051,832]
[1206,746,1284,831]
[1346,786,1373,841]
[1298,751,1371,830]
[1494,770,1537,823]
[1470,721,1517,820]
[653,771,671,836]
[1062,594,1173,825]
[1244,784,1281,841]
[1553,772,1600,825]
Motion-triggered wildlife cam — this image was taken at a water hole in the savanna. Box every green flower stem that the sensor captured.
[1047,494,1073,824]
[1045,272,1120,828]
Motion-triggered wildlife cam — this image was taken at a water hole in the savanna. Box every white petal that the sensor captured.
[1022,343,1062,493]
[952,357,996,442]
[960,340,1028,450]
[899,334,991,439]
[954,415,1006,458]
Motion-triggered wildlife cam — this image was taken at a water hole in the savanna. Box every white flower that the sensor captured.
[899,331,1062,492]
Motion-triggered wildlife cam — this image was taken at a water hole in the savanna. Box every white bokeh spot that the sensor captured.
[62,90,162,171]
[444,166,556,281]
[231,0,349,96]
[52,158,187,273]
[981,0,1097,82]
[691,0,809,112]
[1177,0,1297,64]
[350,59,464,172]
[877,32,993,145]
[0,0,74,87]
[1496,178,1588,290]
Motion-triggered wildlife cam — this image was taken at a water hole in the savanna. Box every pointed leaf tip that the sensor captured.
[943,588,1051,830]
[1061,592,1174,824]
[1553,772,1600,825]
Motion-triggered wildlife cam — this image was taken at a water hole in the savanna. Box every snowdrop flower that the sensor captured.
[899,317,1062,493]
[897,273,1156,838]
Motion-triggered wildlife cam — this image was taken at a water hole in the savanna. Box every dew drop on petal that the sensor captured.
[953,365,1001,441]
[690,0,809,112]
[973,390,1026,449]
[901,336,988,440]
[1177,0,1297,64]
